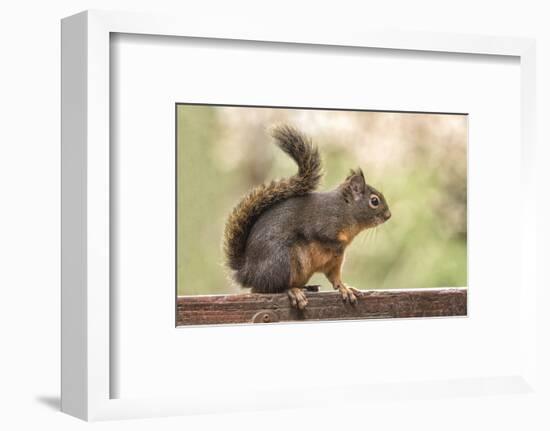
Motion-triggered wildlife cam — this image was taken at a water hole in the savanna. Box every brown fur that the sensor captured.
[290,242,337,287]
[337,224,363,245]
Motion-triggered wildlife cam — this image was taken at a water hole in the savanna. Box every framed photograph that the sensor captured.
[175,103,468,326]
[61,10,540,421]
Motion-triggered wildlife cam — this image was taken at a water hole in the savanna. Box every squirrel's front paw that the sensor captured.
[335,284,361,305]
[287,287,308,310]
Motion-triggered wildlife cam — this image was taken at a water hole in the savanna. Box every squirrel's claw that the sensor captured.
[287,287,308,310]
[336,284,360,305]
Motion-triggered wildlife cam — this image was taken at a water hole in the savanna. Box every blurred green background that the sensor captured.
[177,105,467,296]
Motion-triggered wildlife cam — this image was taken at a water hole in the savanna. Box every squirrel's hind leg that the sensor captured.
[287,285,319,310]
[287,287,308,310]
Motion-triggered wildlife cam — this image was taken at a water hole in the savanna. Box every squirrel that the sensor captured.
[223,125,391,310]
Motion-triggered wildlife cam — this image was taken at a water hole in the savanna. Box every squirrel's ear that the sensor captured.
[343,168,366,202]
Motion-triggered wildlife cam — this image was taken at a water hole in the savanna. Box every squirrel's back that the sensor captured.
[223,125,322,273]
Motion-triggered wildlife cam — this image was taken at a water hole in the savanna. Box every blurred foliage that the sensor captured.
[177,105,467,296]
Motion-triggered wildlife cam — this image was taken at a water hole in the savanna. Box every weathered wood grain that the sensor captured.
[176,288,467,326]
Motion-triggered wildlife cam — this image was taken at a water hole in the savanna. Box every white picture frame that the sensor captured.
[61,9,540,421]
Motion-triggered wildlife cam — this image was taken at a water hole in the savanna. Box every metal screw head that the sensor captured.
[252,310,279,323]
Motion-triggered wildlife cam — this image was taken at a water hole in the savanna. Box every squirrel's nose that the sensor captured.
[384,209,392,220]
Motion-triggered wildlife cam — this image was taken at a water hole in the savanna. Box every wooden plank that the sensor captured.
[176,288,467,326]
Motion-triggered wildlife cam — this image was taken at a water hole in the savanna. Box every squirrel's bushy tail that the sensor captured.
[223,125,322,271]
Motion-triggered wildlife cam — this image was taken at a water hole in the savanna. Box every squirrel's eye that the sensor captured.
[369,194,380,208]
